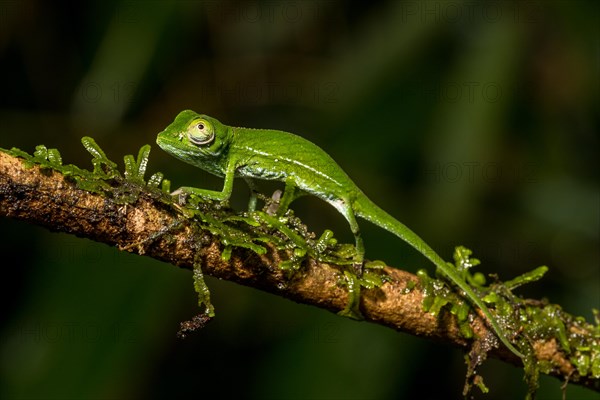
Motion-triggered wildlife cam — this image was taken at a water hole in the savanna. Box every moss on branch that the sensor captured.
[0,142,598,397]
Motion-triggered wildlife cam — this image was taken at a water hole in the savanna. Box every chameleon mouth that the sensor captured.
[156,132,180,148]
[156,134,178,155]
[155,131,167,146]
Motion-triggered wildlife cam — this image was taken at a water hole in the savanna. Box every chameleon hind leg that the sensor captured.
[278,183,366,319]
[335,201,366,319]
[278,184,366,274]
[336,201,365,275]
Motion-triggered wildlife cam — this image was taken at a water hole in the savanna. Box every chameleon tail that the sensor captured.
[353,194,524,359]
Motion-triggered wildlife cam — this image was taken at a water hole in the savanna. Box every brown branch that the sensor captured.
[0,151,597,392]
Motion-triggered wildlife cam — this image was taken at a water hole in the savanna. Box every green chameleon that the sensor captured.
[156,109,523,359]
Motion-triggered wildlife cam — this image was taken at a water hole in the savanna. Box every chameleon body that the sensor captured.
[156,110,523,359]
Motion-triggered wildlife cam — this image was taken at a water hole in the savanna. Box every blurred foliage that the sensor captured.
[0,1,598,399]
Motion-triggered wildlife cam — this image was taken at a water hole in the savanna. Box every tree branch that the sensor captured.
[0,151,598,392]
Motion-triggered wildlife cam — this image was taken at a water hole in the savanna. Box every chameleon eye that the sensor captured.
[188,120,215,145]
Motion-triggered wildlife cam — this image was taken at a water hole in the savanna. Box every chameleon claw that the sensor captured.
[337,270,363,320]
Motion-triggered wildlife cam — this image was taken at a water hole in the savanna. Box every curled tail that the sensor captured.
[353,194,524,359]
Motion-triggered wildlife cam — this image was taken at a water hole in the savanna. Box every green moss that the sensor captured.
[1,139,384,323]
[192,253,214,317]
[417,246,599,398]
[417,267,474,339]
[4,140,597,398]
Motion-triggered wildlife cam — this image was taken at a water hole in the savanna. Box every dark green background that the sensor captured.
[1,1,598,399]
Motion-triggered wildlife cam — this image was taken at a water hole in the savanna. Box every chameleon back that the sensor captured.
[230,127,361,202]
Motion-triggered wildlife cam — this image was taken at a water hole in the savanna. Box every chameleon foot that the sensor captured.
[337,271,363,320]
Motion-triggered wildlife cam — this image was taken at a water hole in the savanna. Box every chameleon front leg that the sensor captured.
[172,162,236,203]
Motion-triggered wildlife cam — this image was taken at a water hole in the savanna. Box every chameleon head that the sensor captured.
[156,110,231,167]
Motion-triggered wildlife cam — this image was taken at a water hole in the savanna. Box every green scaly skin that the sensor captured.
[156,109,524,359]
